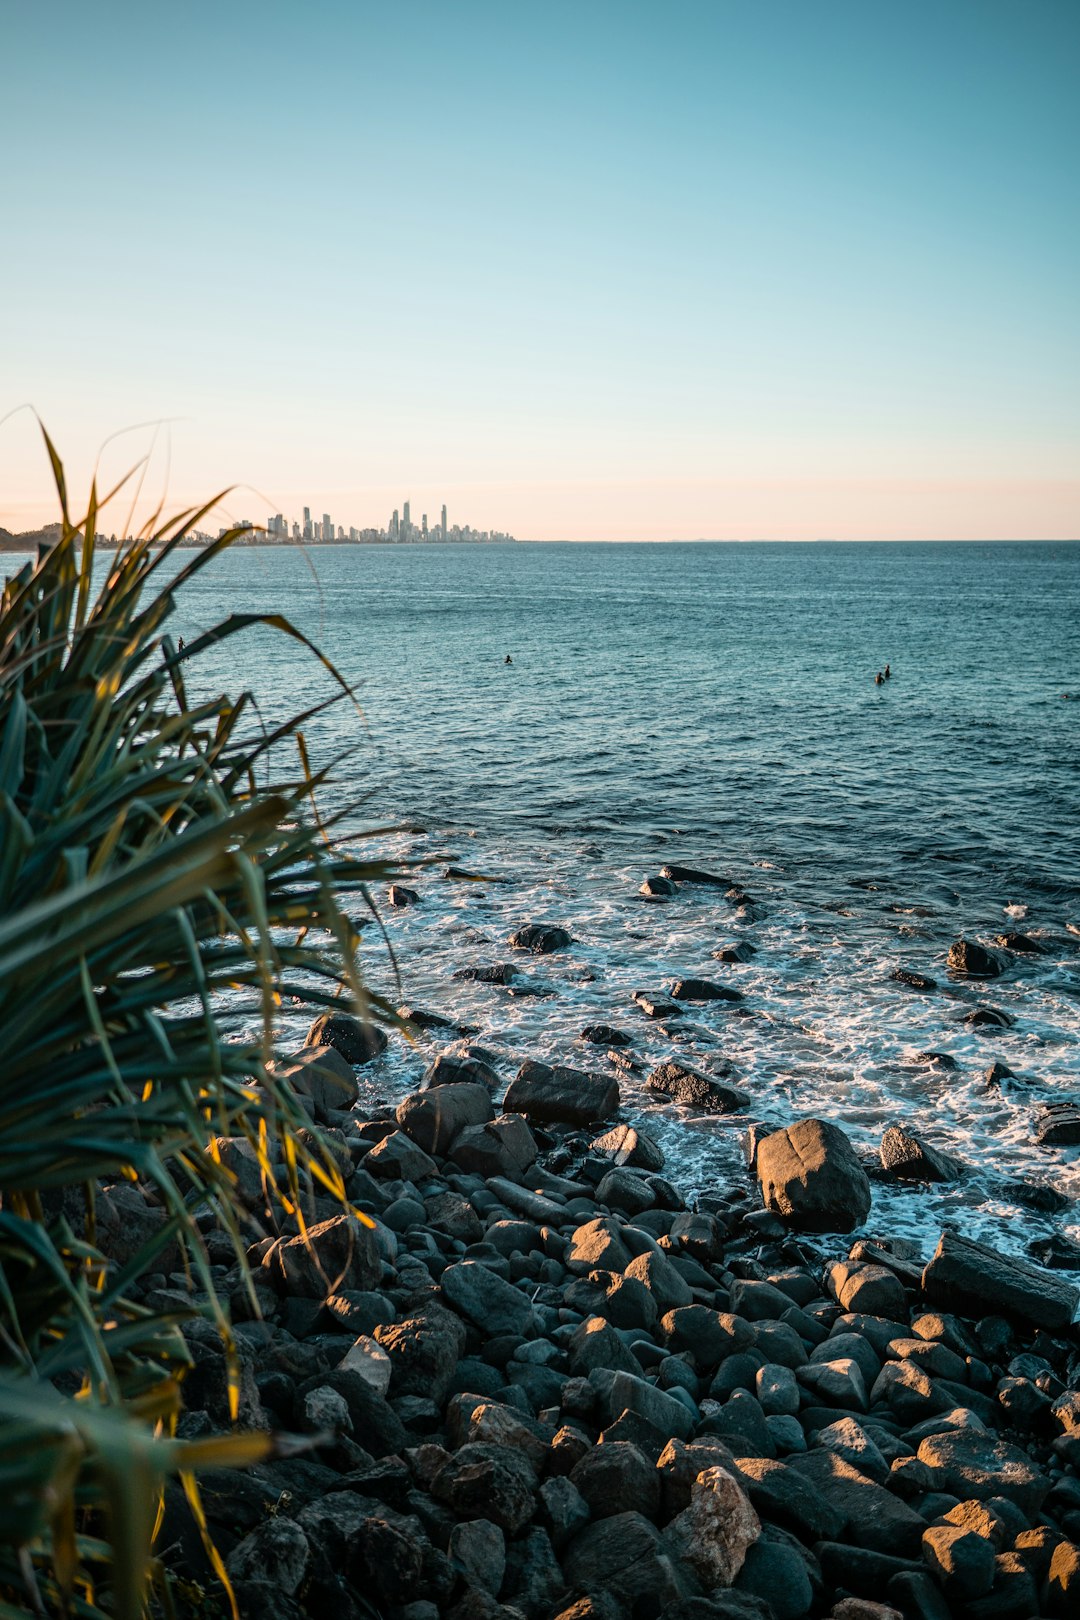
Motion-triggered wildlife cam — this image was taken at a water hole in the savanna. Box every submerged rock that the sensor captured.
[668,977,744,1003]
[646,1061,749,1114]
[305,1010,387,1065]
[891,967,937,991]
[879,1124,963,1183]
[509,923,573,954]
[947,938,1006,978]
[659,863,730,886]
[639,875,678,898]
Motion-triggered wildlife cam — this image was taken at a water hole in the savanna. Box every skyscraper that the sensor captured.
[403,500,411,538]
[422,513,428,537]
[441,504,448,540]
[322,513,332,542]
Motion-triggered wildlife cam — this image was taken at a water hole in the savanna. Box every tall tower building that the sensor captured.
[391,509,399,538]
[422,513,428,537]
[441,504,447,540]
[322,513,332,542]
[403,500,411,536]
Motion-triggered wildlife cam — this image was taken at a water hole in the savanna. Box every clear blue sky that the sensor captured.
[1,0,1077,538]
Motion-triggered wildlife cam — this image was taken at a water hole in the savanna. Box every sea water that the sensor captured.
[13,538,1080,1259]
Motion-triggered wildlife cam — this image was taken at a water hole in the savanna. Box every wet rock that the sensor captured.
[1034,1103,1080,1146]
[268,1213,381,1298]
[713,942,757,963]
[646,1061,749,1113]
[756,1118,872,1233]
[640,875,678,898]
[504,1058,619,1125]
[590,1123,665,1170]
[450,1115,539,1178]
[398,1004,460,1032]
[993,932,1045,954]
[916,1429,1051,1515]
[632,990,683,1018]
[387,883,419,907]
[669,977,745,1003]
[891,968,937,991]
[964,1005,1013,1029]
[911,1050,958,1071]
[922,1229,1080,1331]
[306,1010,387,1064]
[397,1083,494,1155]
[947,939,1006,979]
[580,1023,634,1047]
[666,1466,760,1587]
[509,923,573,954]
[660,863,729,885]
[422,1051,501,1089]
[278,1044,359,1119]
[879,1125,963,1183]
[453,962,517,985]
[442,1261,537,1337]
[432,1443,538,1533]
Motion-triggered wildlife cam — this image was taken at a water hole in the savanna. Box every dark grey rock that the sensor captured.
[922,1228,1080,1331]
[504,1059,619,1125]
[879,1124,963,1183]
[432,1442,538,1533]
[669,977,744,1003]
[306,1010,387,1064]
[442,1261,537,1337]
[646,1061,749,1113]
[947,939,1006,978]
[397,1083,494,1155]
[509,923,573,954]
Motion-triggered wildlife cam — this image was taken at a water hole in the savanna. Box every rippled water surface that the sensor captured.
[15,538,1080,1259]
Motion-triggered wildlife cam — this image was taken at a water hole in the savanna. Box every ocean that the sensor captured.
[14,538,1080,1259]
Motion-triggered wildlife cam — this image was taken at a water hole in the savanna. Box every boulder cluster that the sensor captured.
[126,1026,1080,1620]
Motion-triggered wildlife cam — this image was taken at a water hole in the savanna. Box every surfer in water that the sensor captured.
[505,654,512,664]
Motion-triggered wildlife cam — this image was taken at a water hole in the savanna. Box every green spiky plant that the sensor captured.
[0,430,400,1619]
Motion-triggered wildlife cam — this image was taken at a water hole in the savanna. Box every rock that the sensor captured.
[1047,1541,1080,1618]
[432,1443,538,1533]
[789,1450,926,1556]
[737,1535,814,1620]
[815,1418,891,1484]
[449,1519,505,1595]
[567,1217,633,1275]
[450,1115,539,1178]
[662,1305,752,1366]
[1034,1103,1080,1146]
[922,1524,995,1599]
[269,1213,381,1298]
[879,1125,963,1183]
[397,1083,494,1155]
[756,1364,800,1417]
[589,1367,696,1440]
[364,1129,439,1181]
[964,1005,1013,1029]
[422,1051,501,1089]
[306,1010,387,1064]
[712,942,757,963]
[399,1005,459,1032]
[655,1437,740,1514]
[669,977,744,1003]
[734,1457,846,1542]
[449,1401,549,1469]
[425,1190,484,1245]
[646,1061,749,1113]
[797,1359,868,1411]
[660,863,729,885]
[640,875,678,898]
[831,1604,905,1620]
[922,1229,1079,1331]
[278,1044,359,1118]
[946,939,1005,978]
[570,1442,661,1520]
[666,1466,760,1587]
[338,1336,392,1396]
[912,1050,958,1071]
[347,1516,427,1606]
[993,931,1045,953]
[563,1512,688,1610]
[509,923,573,954]
[826,1260,907,1317]
[631,990,684,1019]
[374,1309,467,1402]
[892,968,937,991]
[596,1167,655,1216]
[441,1261,536,1336]
[504,1525,566,1619]
[225,1517,310,1596]
[580,1023,634,1047]
[301,1383,352,1433]
[453,961,518,985]
[916,1429,1051,1515]
[756,1118,872,1233]
[539,1476,592,1550]
[504,1059,619,1125]
[590,1123,665,1170]
[387,883,419,907]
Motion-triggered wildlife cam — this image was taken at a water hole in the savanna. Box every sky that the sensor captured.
[1,0,1078,540]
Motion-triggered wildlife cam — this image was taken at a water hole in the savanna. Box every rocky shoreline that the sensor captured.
[113,988,1080,1620]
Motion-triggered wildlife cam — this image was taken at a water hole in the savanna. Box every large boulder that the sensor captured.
[421,1050,500,1090]
[946,939,1006,978]
[305,1010,387,1064]
[921,1228,1079,1330]
[879,1125,962,1183]
[441,1260,537,1336]
[432,1443,538,1533]
[504,1059,619,1125]
[756,1118,871,1233]
[509,923,573,954]
[396,1083,494,1155]
[373,1306,467,1402]
[916,1429,1051,1516]
[563,1513,690,1611]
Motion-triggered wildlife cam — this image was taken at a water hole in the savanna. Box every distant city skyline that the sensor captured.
[1,2,1077,541]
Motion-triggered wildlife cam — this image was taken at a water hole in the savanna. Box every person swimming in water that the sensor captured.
[874,671,884,685]
[505,654,512,664]
[177,636,185,651]
[883,662,891,678]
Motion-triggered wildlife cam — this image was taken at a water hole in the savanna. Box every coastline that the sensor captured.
[134,1001,1080,1619]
